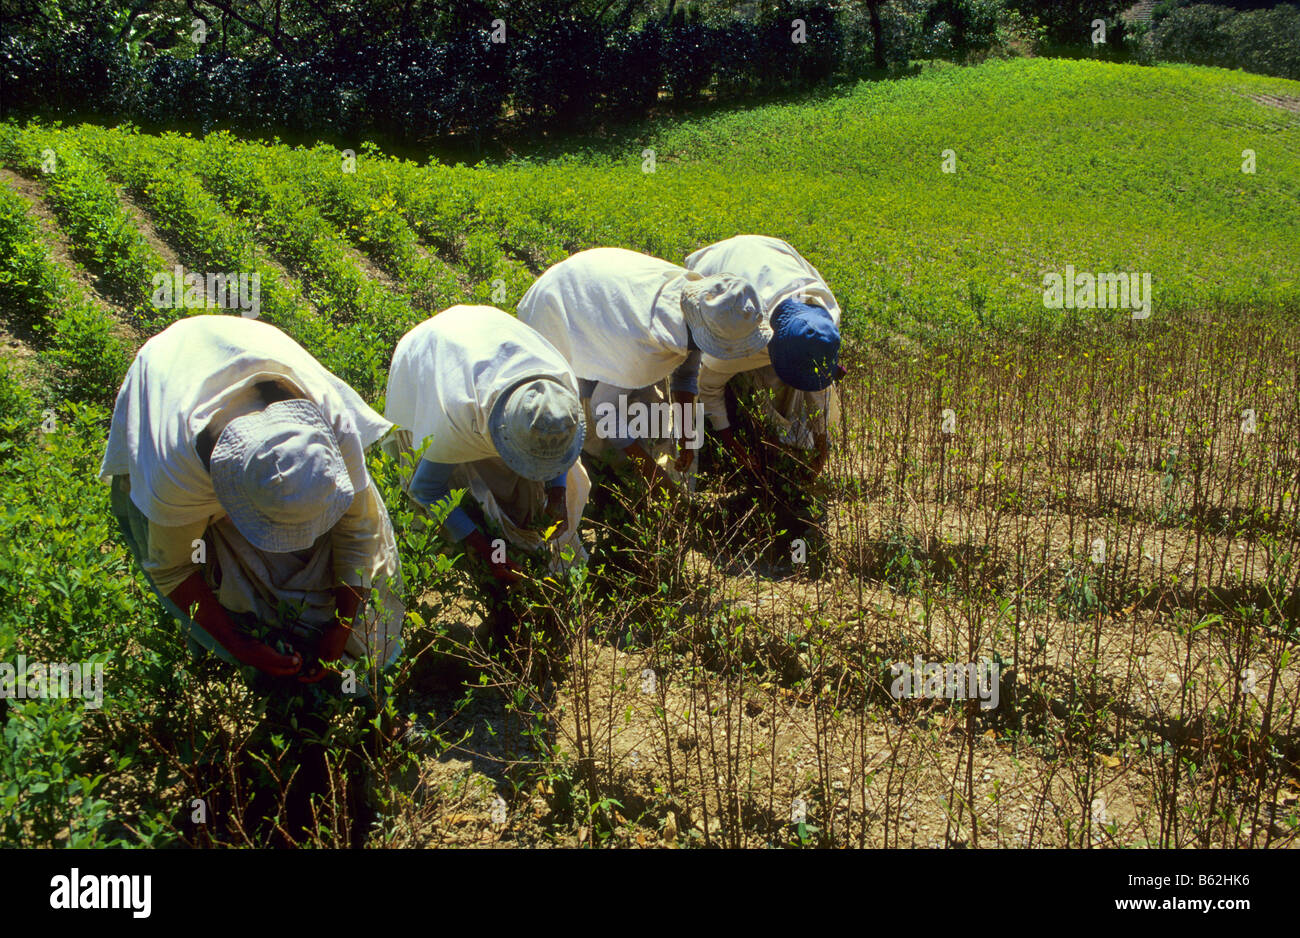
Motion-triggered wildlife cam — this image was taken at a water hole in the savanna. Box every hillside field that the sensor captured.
[1,57,1299,848]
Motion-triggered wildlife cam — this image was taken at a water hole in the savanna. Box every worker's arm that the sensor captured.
[587,381,676,494]
[697,361,732,435]
[542,471,569,537]
[809,432,830,476]
[805,386,834,477]
[620,441,674,496]
[669,352,702,472]
[168,572,302,676]
[686,359,764,474]
[318,485,396,672]
[147,519,303,676]
[670,350,701,397]
[409,457,524,583]
[716,425,761,475]
[300,582,366,679]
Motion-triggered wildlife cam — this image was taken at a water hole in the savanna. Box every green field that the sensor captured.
[472,57,1300,336]
[6,56,1299,375]
[2,57,1299,848]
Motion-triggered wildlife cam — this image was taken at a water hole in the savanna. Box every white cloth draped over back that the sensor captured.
[99,315,392,526]
[684,234,841,377]
[684,235,842,441]
[384,305,581,465]
[384,305,590,568]
[516,248,699,390]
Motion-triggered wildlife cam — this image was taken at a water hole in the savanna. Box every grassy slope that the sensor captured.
[464,58,1300,339]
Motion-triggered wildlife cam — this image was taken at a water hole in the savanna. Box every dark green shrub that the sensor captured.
[1223,5,1300,79]
[1152,3,1236,65]
[510,19,609,130]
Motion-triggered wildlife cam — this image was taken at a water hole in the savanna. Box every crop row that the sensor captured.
[173,133,426,356]
[63,125,390,399]
[338,149,540,306]
[0,178,129,405]
[263,144,467,314]
[0,126,176,332]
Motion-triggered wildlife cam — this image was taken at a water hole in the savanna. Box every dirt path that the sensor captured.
[117,190,185,273]
[1246,92,1300,115]
[380,362,1300,848]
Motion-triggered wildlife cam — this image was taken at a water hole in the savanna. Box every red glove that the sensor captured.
[466,530,527,585]
[317,621,352,662]
[169,573,302,677]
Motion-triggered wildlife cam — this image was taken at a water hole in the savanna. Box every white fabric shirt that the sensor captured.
[384,305,580,466]
[100,315,391,526]
[516,248,696,390]
[684,235,841,430]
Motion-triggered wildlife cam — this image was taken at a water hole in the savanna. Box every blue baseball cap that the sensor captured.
[767,299,841,392]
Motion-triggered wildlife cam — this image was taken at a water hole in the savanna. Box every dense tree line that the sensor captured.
[1147,2,1300,79]
[2,1,851,144]
[1,1,1295,147]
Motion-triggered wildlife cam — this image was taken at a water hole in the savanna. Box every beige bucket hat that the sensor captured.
[209,399,356,553]
[680,273,770,360]
[489,377,585,481]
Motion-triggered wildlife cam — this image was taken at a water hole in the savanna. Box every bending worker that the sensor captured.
[384,305,588,586]
[100,315,404,683]
[680,234,842,477]
[517,246,768,491]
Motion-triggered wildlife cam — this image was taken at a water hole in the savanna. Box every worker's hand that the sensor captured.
[297,660,328,684]
[231,634,303,678]
[297,623,349,684]
[636,455,676,499]
[488,558,526,584]
[625,442,678,499]
[170,572,303,678]
[466,530,527,584]
[543,485,568,539]
[671,390,700,473]
[648,464,678,500]
[720,428,759,476]
[293,587,364,680]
